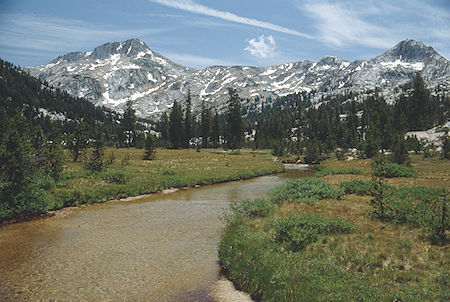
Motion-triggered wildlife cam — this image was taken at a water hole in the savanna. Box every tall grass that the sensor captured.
[314,167,363,177]
[268,178,344,204]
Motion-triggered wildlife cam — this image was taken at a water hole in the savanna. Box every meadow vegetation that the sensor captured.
[219,154,449,301]
[0,148,284,222]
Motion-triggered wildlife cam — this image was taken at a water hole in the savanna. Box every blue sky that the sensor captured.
[0,0,449,68]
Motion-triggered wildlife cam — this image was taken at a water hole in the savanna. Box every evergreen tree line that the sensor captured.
[156,88,243,150]
[246,73,449,161]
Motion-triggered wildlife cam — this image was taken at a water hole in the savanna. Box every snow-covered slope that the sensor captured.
[29,39,449,117]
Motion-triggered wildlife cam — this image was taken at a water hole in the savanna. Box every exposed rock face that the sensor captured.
[29,38,449,117]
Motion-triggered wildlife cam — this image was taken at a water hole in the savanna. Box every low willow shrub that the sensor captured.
[228,150,241,155]
[0,182,60,221]
[340,179,374,195]
[158,168,177,175]
[370,185,449,243]
[274,212,356,252]
[100,169,129,184]
[314,167,363,177]
[225,198,274,222]
[373,163,417,178]
[269,178,344,204]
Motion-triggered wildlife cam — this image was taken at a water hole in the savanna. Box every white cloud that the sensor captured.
[244,35,277,59]
[297,0,450,51]
[300,1,396,49]
[149,0,312,38]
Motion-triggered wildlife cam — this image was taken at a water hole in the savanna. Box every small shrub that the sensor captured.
[143,134,156,160]
[335,150,347,160]
[340,179,374,195]
[269,178,344,204]
[274,212,356,252]
[226,198,274,222]
[159,168,177,175]
[101,169,129,184]
[228,150,241,155]
[373,162,417,178]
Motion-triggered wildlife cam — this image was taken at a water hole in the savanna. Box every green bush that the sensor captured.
[159,168,177,175]
[340,179,374,195]
[101,169,129,184]
[314,167,363,177]
[228,150,241,155]
[226,198,274,222]
[373,162,417,178]
[269,178,344,204]
[368,185,449,243]
[0,183,57,221]
[274,213,356,252]
[385,187,446,225]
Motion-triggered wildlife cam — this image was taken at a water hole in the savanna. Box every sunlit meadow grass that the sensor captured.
[53,148,284,208]
[219,155,449,301]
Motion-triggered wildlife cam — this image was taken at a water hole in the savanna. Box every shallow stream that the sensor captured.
[0,167,312,301]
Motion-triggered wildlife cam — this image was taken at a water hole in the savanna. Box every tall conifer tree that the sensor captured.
[226,88,243,149]
[201,100,211,148]
[184,89,193,148]
[169,100,184,148]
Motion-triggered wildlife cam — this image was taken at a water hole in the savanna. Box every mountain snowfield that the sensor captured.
[29,38,449,117]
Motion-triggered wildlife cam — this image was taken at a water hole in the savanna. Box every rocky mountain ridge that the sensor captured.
[29,38,449,117]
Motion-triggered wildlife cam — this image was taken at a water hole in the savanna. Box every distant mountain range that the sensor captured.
[29,38,449,117]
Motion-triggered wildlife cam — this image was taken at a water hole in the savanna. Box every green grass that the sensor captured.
[219,155,450,301]
[314,167,364,177]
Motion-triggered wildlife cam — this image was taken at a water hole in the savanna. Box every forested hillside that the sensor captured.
[243,73,449,161]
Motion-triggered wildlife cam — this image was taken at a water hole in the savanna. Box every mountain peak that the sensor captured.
[90,38,151,60]
[381,39,437,62]
[317,55,344,66]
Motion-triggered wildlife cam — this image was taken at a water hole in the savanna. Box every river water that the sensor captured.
[0,167,312,301]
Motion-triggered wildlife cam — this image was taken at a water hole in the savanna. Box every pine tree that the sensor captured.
[169,100,184,148]
[67,119,88,162]
[371,151,389,219]
[143,133,156,160]
[441,131,450,160]
[411,73,433,130]
[391,135,410,165]
[303,140,321,164]
[121,101,137,147]
[0,110,36,186]
[201,100,211,148]
[41,124,65,180]
[85,130,105,173]
[211,111,220,148]
[183,89,193,148]
[158,112,170,147]
[226,88,243,150]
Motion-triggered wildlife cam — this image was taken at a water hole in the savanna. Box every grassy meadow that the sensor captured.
[219,155,449,301]
[1,148,284,221]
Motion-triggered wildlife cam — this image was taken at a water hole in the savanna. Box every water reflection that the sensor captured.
[0,167,309,301]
